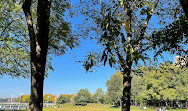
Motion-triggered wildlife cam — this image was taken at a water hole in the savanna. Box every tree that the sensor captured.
[106,71,144,107]
[17,95,30,103]
[106,72,123,106]
[131,74,143,106]
[0,0,30,78]
[56,94,72,104]
[0,0,54,78]
[77,0,186,110]
[22,0,78,110]
[103,92,112,104]
[74,89,92,106]
[151,16,188,57]
[22,95,30,103]
[71,94,76,103]
[175,67,188,102]
[43,94,57,103]
[93,88,105,103]
[22,0,52,110]
[137,62,188,107]
[180,0,188,18]
[0,0,78,110]
[75,96,88,106]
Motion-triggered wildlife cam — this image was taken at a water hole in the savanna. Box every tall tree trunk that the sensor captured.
[122,60,132,111]
[180,0,188,18]
[22,0,51,111]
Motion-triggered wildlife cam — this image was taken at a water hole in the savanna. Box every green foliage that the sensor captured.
[75,96,87,106]
[106,72,123,106]
[136,62,188,104]
[151,16,188,56]
[106,63,188,106]
[78,0,186,73]
[48,0,79,56]
[74,89,92,106]
[16,95,30,103]
[43,94,57,103]
[92,88,105,104]
[131,74,143,105]
[76,2,186,110]
[0,0,78,78]
[0,0,30,78]
[56,94,72,104]
[103,92,112,104]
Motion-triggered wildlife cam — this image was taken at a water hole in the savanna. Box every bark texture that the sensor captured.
[120,1,133,111]
[114,40,133,111]
[22,0,51,111]
[121,58,132,111]
[180,0,188,18]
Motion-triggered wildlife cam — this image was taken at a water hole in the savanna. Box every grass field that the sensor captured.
[43,103,188,111]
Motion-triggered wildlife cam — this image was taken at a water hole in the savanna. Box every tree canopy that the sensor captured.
[74,88,92,106]
[43,94,57,103]
[106,62,188,107]
[76,0,187,110]
[0,0,79,78]
[56,94,72,104]
[93,88,105,103]
[16,95,30,103]
[139,62,188,104]
[106,72,123,106]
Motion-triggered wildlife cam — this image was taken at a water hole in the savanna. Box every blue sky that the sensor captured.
[0,38,116,98]
[0,37,178,98]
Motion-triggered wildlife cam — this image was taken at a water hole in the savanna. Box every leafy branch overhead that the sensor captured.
[0,0,79,78]
[77,0,187,110]
[81,0,162,71]
[151,16,188,57]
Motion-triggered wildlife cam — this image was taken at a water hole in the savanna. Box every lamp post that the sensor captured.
[18,93,24,110]
[18,96,21,110]
[10,94,14,109]
[47,95,49,107]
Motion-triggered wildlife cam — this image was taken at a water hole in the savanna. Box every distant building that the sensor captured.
[0,98,9,103]
[175,55,188,67]
[7,98,16,103]
[0,98,16,103]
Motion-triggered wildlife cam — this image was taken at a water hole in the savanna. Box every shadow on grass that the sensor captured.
[109,105,120,109]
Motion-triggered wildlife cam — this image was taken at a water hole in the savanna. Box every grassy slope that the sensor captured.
[43,103,188,111]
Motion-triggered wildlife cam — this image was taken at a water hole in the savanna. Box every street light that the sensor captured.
[18,93,24,110]
[10,94,14,109]
[47,95,49,107]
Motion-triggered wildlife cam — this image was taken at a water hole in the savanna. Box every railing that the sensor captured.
[0,102,55,110]
[0,102,28,110]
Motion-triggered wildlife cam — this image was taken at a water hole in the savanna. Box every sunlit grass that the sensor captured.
[43,103,187,111]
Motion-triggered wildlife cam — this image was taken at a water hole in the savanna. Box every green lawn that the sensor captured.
[43,103,188,111]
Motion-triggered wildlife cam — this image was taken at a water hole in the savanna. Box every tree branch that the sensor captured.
[180,0,188,19]
[114,41,126,69]
[123,0,132,44]
[0,18,23,39]
[22,0,36,49]
[134,0,159,51]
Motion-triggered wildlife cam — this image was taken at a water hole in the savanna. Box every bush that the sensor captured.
[56,95,71,104]
[75,96,87,106]
[75,101,87,106]
[74,89,92,106]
